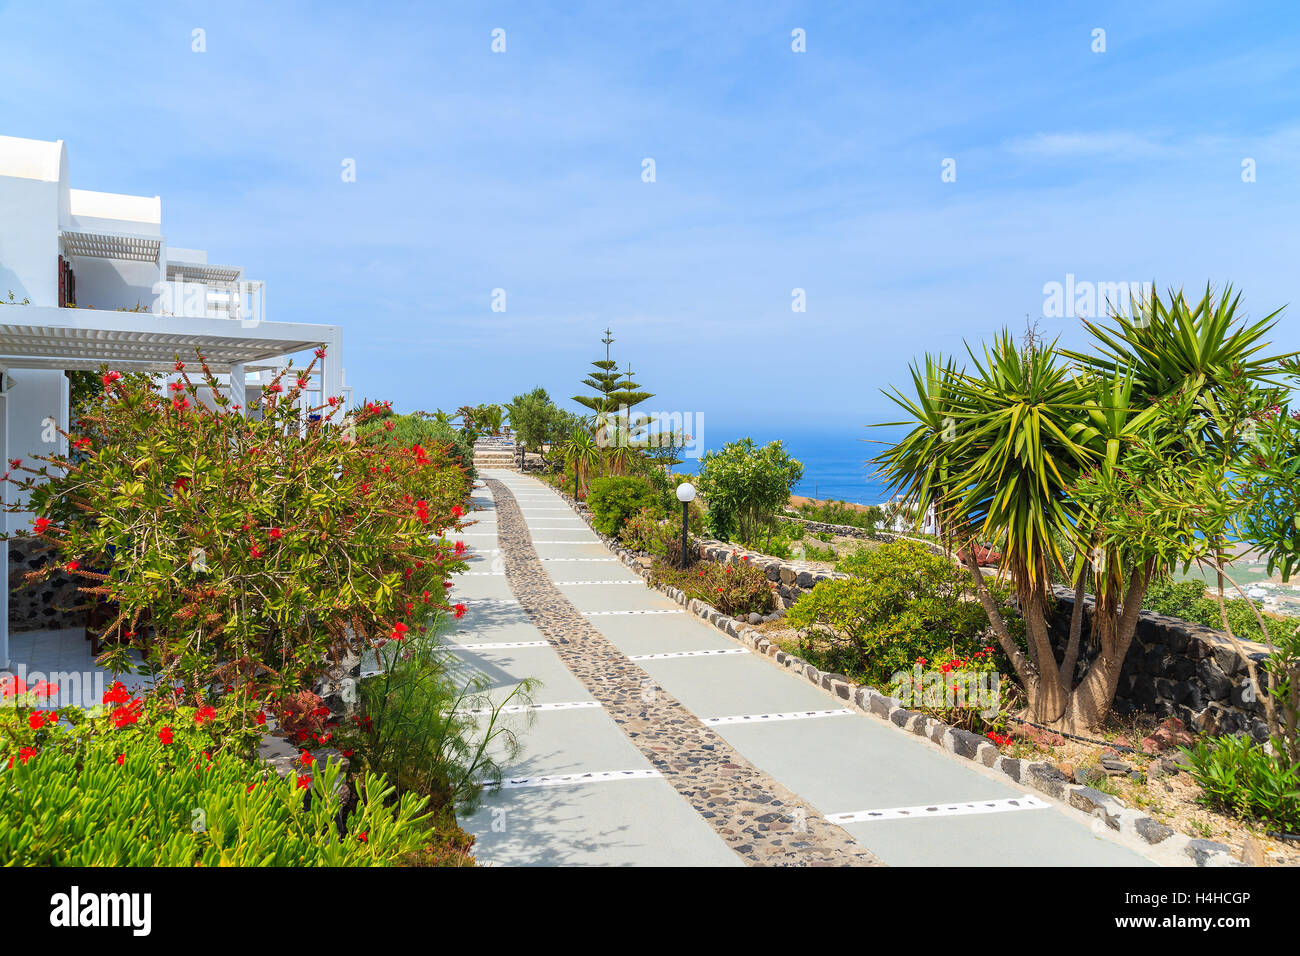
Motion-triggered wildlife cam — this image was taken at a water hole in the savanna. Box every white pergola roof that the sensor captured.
[61,230,162,262]
[166,262,243,285]
[0,307,338,373]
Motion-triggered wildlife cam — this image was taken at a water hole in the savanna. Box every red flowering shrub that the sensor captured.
[649,556,775,616]
[4,353,470,720]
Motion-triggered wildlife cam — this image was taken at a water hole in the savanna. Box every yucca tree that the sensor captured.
[877,287,1294,731]
[557,427,600,496]
[874,354,964,548]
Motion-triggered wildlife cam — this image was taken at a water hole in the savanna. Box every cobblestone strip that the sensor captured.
[485,478,882,867]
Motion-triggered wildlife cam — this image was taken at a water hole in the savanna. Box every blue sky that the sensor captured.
[3,0,1299,439]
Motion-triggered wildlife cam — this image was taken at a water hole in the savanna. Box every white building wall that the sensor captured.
[0,173,60,305]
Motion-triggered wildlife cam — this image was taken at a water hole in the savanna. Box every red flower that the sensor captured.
[103,681,131,705]
[391,622,409,641]
[111,699,143,728]
[299,750,315,767]
[27,712,45,730]
[31,517,51,534]
[454,540,467,556]
[451,505,463,518]
[255,711,267,726]
[174,361,185,371]
[297,776,312,790]
[454,603,467,619]
[194,704,216,725]
[314,347,327,358]
[250,542,264,558]
[16,747,37,766]
[101,370,122,386]
[357,831,368,843]
[268,527,283,540]
[158,726,174,745]
[115,753,125,766]
[65,560,80,572]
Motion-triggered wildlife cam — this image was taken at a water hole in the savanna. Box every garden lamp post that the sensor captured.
[676,482,695,570]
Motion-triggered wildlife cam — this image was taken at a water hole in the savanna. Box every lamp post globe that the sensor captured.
[676,482,695,568]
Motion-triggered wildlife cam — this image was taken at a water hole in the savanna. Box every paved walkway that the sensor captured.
[454,471,1156,867]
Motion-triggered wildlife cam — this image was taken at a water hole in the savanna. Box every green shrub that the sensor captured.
[697,438,803,543]
[786,541,1017,689]
[587,476,661,536]
[1183,734,1300,829]
[650,555,775,616]
[0,728,434,866]
[1142,580,1300,645]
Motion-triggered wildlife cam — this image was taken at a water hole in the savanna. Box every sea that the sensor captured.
[676,424,905,507]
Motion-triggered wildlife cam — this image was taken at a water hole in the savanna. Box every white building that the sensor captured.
[0,133,347,672]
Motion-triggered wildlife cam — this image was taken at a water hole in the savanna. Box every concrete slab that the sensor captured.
[463,778,743,867]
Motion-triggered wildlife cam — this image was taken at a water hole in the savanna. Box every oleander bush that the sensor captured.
[620,507,675,556]
[1182,734,1300,829]
[650,554,776,616]
[3,353,470,715]
[358,405,477,480]
[587,475,662,537]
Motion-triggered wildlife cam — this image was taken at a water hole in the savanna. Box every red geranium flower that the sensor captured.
[454,603,467,619]
[194,705,216,725]
[158,726,174,745]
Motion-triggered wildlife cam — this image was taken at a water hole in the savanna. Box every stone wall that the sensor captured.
[692,541,1274,739]
[8,540,84,632]
[693,538,846,608]
[775,513,876,540]
[1049,587,1270,741]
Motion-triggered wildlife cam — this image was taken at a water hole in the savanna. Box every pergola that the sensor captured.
[0,305,343,404]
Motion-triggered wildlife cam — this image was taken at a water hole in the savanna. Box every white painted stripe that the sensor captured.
[702,708,855,726]
[462,572,505,576]
[529,540,599,544]
[451,641,551,650]
[466,700,601,716]
[541,557,617,562]
[583,609,684,616]
[461,598,519,605]
[630,648,748,660]
[491,769,662,790]
[826,794,1051,825]
[553,580,641,585]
